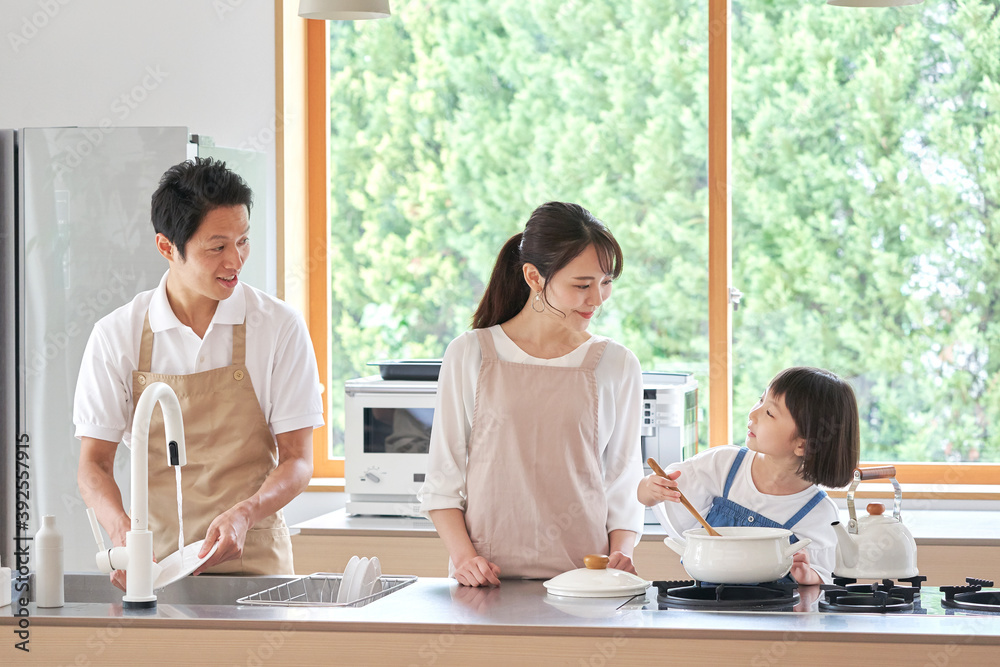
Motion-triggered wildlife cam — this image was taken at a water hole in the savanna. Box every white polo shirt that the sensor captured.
[74,271,324,447]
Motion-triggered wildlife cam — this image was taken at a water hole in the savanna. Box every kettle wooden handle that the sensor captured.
[855,466,896,481]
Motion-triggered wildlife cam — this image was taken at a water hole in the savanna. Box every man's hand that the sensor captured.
[193,506,253,574]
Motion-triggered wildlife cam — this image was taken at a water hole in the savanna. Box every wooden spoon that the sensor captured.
[647,457,722,537]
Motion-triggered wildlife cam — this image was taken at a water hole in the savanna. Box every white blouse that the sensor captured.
[652,445,841,583]
[418,325,646,536]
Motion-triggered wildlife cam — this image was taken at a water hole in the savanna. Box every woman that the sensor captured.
[419,202,644,586]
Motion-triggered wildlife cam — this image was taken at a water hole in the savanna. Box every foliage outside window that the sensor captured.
[326,0,1000,464]
[731,1,1000,463]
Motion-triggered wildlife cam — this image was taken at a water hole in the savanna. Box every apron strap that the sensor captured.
[580,338,609,370]
[138,312,154,372]
[232,321,247,366]
[475,328,498,361]
[782,490,828,530]
[722,447,749,498]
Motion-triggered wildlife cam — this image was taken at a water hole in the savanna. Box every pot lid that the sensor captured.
[543,555,649,598]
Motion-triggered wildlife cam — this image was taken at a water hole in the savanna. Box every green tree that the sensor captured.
[328,0,710,451]
[327,0,1000,463]
[731,0,1000,462]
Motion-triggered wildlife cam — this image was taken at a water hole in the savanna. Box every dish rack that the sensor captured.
[236,573,417,608]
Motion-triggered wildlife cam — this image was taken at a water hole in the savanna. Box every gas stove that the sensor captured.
[625,577,1000,616]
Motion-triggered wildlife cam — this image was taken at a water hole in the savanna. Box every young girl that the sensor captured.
[419,202,645,587]
[637,367,860,584]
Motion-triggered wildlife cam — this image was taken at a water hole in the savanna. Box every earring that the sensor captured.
[532,291,544,313]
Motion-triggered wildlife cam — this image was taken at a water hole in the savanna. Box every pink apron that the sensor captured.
[463,328,610,579]
[132,312,294,575]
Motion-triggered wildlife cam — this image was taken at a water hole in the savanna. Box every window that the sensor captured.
[323,1,711,456]
[730,1,1000,478]
[300,1,1000,484]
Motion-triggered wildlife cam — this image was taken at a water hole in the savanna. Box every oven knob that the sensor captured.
[365,471,382,483]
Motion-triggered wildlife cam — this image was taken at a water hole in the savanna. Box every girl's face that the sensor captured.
[746,387,805,459]
[538,244,614,332]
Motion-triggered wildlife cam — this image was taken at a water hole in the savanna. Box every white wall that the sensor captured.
[1,1,277,157]
[1,0,339,570]
[1,0,280,260]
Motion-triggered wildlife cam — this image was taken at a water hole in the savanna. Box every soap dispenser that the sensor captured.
[34,515,64,608]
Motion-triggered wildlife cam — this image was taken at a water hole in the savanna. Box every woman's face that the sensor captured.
[538,244,614,332]
[746,387,805,458]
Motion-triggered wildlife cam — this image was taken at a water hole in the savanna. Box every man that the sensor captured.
[75,157,323,585]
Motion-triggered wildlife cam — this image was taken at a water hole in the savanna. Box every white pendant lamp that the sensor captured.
[827,0,923,6]
[298,0,390,20]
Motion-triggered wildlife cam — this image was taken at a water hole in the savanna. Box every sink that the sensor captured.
[30,572,300,606]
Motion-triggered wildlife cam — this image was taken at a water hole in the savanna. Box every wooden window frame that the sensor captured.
[285,0,996,488]
[277,2,340,480]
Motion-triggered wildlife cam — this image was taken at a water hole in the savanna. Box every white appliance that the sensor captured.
[344,376,437,518]
[343,371,699,520]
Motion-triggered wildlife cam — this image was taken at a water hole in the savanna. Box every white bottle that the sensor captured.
[35,515,64,608]
[0,554,12,607]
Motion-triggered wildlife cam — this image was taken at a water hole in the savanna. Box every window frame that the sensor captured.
[288,0,997,487]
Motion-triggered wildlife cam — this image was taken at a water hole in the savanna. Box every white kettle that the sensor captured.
[831,466,918,580]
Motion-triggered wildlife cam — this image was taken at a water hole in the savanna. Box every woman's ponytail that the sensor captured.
[472,233,528,329]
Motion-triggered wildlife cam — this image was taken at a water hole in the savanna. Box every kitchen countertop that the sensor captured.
[6,577,1000,643]
[294,508,1000,546]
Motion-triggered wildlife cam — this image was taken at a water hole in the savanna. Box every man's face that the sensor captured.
[160,204,251,306]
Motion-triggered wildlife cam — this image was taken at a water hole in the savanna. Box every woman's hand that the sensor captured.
[637,470,682,506]
[453,555,502,587]
[607,551,637,574]
[789,549,822,585]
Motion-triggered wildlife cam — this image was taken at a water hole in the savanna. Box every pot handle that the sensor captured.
[663,537,686,557]
[782,538,812,560]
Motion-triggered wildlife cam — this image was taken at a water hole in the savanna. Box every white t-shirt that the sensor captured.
[418,325,645,536]
[652,445,840,583]
[74,271,324,446]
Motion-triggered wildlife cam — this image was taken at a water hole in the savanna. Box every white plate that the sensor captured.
[357,556,381,600]
[346,557,370,603]
[152,539,221,591]
[337,556,361,603]
[369,556,382,595]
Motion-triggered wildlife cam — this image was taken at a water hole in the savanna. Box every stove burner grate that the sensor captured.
[818,588,914,613]
[940,578,1000,612]
[654,580,799,610]
[832,575,926,594]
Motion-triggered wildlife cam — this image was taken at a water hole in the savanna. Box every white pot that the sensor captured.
[664,526,812,584]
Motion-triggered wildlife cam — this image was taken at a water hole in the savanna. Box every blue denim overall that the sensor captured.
[703,447,827,583]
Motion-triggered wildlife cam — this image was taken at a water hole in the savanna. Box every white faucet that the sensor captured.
[86,381,186,610]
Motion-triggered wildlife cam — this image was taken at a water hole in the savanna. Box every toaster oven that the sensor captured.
[344,376,436,518]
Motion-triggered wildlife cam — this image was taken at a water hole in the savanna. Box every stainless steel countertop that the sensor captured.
[6,578,1000,644]
[294,508,1000,545]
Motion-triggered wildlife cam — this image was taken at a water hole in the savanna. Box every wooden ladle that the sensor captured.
[647,457,722,537]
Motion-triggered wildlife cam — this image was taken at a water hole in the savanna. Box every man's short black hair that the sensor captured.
[150,157,253,259]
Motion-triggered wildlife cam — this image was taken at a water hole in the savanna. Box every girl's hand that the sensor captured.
[637,470,682,506]
[790,549,822,585]
[453,555,502,587]
[607,551,637,574]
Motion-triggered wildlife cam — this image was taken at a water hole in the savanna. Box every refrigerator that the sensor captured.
[0,127,269,572]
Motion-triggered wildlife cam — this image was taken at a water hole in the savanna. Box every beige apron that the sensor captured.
[463,328,610,579]
[131,312,294,575]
